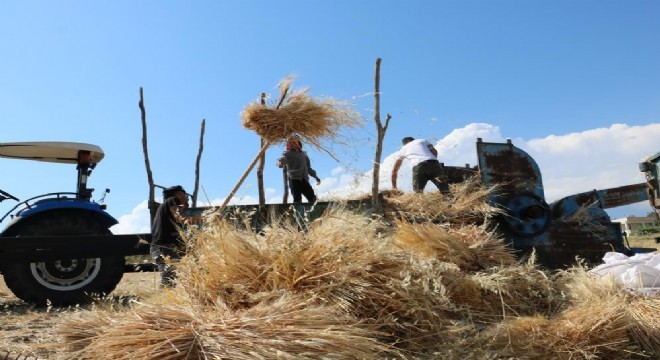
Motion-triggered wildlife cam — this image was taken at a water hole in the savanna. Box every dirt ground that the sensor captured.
[0,271,160,360]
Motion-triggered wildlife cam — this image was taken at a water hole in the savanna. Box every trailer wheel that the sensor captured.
[2,214,125,306]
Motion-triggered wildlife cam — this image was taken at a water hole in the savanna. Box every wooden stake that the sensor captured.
[193,119,205,207]
[218,142,270,213]
[257,93,267,206]
[371,58,391,212]
[139,87,156,223]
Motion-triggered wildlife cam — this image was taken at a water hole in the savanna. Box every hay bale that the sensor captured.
[174,207,458,350]
[473,297,635,359]
[383,176,503,225]
[241,88,362,145]
[61,298,398,360]
[55,200,659,359]
[394,221,515,271]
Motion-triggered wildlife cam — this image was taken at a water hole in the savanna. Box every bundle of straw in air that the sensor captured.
[241,77,362,146]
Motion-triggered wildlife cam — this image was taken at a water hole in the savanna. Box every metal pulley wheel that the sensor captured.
[501,192,552,237]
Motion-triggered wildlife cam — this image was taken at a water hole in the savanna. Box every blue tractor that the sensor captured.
[0,141,149,306]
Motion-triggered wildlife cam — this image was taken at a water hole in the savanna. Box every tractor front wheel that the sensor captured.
[2,214,125,306]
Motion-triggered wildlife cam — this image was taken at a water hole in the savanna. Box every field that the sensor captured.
[627,234,660,252]
[0,272,160,359]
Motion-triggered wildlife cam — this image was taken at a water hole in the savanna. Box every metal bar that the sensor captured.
[0,234,151,263]
[598,183,649,209]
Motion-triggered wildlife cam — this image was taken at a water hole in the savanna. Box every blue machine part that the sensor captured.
[476,139,552,238]
[476,139,545,201]
[2,198,118,234]
[475,138,629,267]
[18,198,108,217]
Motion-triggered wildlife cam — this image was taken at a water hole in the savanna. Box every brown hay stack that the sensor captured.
[61,297,398,360]
[393,221,516,271]
[241,87,362,146]
[54,197,660,359]
[173,207,459,351]
[383,176,503,226]
[466,260,559,322]
[474,298,635,359]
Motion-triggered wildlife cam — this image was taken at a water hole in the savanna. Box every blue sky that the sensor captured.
[1,1,659,233]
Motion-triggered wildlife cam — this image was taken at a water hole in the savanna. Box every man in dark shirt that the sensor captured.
[150,185,190,287]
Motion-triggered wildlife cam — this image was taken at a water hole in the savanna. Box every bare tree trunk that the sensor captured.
[192,118,205,208]
[139,87,156,223]
[257,93,267,206]
[371,58,392,212]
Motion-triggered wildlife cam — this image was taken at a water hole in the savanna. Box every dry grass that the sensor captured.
[0,272,161,360]
[382,176,504,226]
[393,221,516,271]
[241,78,362,147]
[2,185,659,359]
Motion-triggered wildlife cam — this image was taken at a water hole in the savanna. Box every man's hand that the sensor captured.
[314,177,321,185]
[428,144,438,158]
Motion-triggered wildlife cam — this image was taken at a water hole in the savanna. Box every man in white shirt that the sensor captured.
[391,136,449,193]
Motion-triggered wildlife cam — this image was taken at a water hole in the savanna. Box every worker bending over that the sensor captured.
[391,136,449,194]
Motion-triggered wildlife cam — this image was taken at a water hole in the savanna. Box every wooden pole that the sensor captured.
[371,58,391,211]
[192,118,205,207]
[257,94,267,206]
[139,87,156,223]
[218,142,270,214]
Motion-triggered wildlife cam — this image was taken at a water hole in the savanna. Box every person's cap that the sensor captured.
[402,136,415,145]
[287,136,302,149]
[163,185,186,198]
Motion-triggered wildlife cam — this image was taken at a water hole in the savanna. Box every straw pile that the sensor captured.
[240,78,362,146]
[460,268,659,359]
[57,189,660,359]
[382,176,504,226]
[174,208,459,351]
[393,221,516,271]
[61,298,394,360]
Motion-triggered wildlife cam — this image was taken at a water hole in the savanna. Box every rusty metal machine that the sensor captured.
[477,138,660,267]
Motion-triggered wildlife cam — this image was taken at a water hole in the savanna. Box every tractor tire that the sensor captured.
[2,213,125,306]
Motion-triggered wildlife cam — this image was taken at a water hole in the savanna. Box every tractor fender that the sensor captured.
[2,203,118,236]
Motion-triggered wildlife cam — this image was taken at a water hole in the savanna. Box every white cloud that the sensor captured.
[331,167,345,176]
[113,122,660,231]
[111,200,150,234]
[522,123,660,204]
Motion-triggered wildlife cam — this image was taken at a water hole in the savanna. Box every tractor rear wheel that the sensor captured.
[2,214,125,306]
